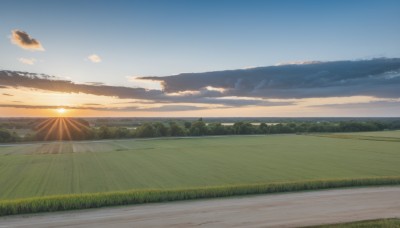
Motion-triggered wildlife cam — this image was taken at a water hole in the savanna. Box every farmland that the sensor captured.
[1,131,400,202]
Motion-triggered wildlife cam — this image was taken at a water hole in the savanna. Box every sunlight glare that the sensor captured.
[57,108,66,115]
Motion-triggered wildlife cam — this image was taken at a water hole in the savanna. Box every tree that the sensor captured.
[98,126,112,139]
[208,123,226,135]
[169,122,185,136]
[23,133,35,141]
[184,121,192,129]
[258,123,269,134]
[233,122,254,134]
[114,127,131,138]
[135,123,156,137]
[153,123,168,137]
[190,120,207,136]
[269,123,293,133]
[0,129,13,142]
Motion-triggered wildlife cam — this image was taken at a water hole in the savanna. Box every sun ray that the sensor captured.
[68,119,90,134]
[65,118,83,132]
[58,118,64,141]
[35,118,56,132]
[35,118,58,138]
[35,118,53,128]
[69,118,90,129]
[61,118,72,141]
[34,117,90,141]
[44,118,60,141]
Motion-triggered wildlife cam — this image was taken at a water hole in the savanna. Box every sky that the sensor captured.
[1,0,400,117]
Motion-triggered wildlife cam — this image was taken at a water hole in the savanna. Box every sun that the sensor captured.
[56,108,66,115]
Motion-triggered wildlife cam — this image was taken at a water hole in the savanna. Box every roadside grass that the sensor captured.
[309,218,400,227]
[1,177,400,216]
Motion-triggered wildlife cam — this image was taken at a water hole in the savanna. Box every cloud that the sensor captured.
[0,103,211,112]
[87,54,102,63]
[85,82,105,86]
[142,58,400,99]
[2,93,13,96]
[0,104,118,111]
[0,70,164,100]
[0,104,85,110]
[309,100,400,110]
[139,105,209,112]
[18,58,36,65]
[204,86,226,93]
[82,103,102,106]
[10,30,44,51]
[0,70,290,107]
[126,76,163,90]
[274,60,321,66]
[1,58,400,112]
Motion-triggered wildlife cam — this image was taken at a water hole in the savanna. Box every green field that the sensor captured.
[1,131,400,201]
[314,130,400,142]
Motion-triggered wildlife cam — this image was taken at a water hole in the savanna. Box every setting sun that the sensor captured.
[56,108,66,114]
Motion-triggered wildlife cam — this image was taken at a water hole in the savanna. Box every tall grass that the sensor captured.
[1,176,400,216]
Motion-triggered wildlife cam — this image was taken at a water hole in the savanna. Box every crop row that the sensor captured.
[1,176,400,216]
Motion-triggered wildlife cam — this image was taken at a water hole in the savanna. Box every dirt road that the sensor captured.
[1,187,399,228]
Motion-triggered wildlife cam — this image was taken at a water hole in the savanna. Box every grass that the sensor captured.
[0,132,400,215]
[1,177,400,216]
[314,130,400,141]
[310,218,400,227]
[347,130,400,138]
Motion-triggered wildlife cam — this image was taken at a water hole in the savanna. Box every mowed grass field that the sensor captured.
[0,132,400,200]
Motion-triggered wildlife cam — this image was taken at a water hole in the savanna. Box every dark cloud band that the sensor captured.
[0,71,288,107]
[1,58,400,111]
[142,58,400,99]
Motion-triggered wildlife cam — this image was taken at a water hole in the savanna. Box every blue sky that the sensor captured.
[1,0,400,117]
[2,0,400,85]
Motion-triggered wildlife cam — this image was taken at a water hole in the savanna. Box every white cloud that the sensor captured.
[126,76,163,90]
[241,66,260,69]
[166,90,201,96]
[274,60,321,66]
[87,54,102,63]
[205,86,226,93]
[18,58,36,65]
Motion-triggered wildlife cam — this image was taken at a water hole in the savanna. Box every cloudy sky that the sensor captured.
[1,0,400,117]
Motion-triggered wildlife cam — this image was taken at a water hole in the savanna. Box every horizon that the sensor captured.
[1,0,400,117]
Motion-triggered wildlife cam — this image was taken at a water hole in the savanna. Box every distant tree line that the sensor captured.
[0,118,400,143]
[0,129,19,143]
